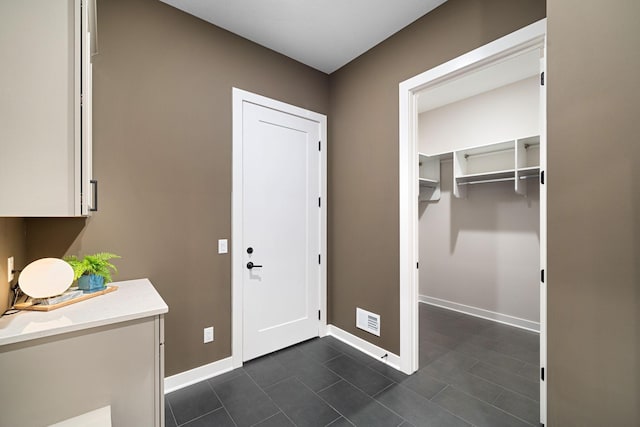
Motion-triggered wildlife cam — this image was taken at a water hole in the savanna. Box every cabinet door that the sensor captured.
[0,0,88,216]
[0,318,161,426]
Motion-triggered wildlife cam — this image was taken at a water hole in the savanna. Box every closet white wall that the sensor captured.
[418,76,539,154]
[419,160,540,328]
[418,74,541,331]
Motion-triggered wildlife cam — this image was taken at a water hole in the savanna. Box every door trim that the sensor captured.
[231,88,327,368]
[397,19,547,422]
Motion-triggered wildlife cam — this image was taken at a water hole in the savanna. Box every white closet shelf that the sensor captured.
[419,135,540,199]
[456,169,515,183]
[419,177,439,188]
[418,154,441,201]
[449,135,541,197]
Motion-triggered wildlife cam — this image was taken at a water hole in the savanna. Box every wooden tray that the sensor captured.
[14,286,118,312]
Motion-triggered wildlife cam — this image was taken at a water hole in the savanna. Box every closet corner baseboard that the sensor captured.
[419,295,540,332]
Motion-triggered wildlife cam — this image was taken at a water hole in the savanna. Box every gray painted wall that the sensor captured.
[328,0,545,354]
[24,0,329,377]
[547,0,640,423]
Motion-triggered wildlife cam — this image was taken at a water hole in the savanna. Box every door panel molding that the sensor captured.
[232,88,327,367]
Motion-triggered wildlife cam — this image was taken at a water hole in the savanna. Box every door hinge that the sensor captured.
[318,254,321,264]
[318,310,321,320]
[540,71,545,86]
[318,197,321,207]
[318,140,321,151]
[80,94,83,107]
[541,269,545,283]
[540,170,545,185]
[416,262,419,269]
[541,367,545,381]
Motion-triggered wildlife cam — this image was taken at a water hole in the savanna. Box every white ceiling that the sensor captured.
[158,0,447,74]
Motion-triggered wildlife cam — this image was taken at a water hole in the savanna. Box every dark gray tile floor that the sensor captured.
[165,304,540,426]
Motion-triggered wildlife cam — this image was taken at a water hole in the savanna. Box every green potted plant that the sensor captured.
[64,252,121,292]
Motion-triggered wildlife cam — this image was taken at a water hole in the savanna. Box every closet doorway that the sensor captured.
[398,20,547,424]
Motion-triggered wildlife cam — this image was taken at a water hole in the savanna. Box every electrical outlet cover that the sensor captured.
[204,326,214,343]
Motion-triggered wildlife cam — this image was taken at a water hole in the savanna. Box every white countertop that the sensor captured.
[0,278,168,346]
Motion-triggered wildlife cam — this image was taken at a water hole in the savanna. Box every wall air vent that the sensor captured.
[356,307,381,336]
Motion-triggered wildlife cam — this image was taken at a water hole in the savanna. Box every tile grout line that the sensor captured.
[464,365,540,403]
[428,383,450,402]
[421,349,539,408]
[423,332,540,387]
[422,324,539,366]
[248,411,286,427]
[294,374,357,426]
[491,389,504,405]
[369,380,472,427]
[467,353,539,382]
[315,378,344,394]
[424,384,486,427]
[324,414,355,427]
[266,375,342,427]
[177,407,232,427]
[316,378,406,427]
[257,345,357,426]
[243,368,300,427]
[164,397,179,427]
[206,380,239,427]
[322,353,399,397]
[257,341,358,426]
[310,381,353,426]
[437,384,539,427]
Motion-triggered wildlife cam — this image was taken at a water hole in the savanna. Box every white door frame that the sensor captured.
[398,19,547,422]
[231,88,327,368]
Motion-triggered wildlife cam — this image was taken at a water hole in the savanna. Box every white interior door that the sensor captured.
[241,101,321,361]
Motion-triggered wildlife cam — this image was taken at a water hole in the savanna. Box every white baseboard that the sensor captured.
[164,357,234,394]
[327,325,402,370]
[165,327,404,393]
[419,295,540,332]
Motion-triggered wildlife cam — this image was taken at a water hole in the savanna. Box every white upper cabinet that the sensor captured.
[0,0,94,216]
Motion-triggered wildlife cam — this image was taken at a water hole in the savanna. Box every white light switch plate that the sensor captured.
[218,239,228,254]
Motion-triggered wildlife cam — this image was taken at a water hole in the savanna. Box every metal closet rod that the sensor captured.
[462,141,540,160]
[463,147,513,160]
[457,173,539,186]
[518,174,540,180]
[458,177,513,186]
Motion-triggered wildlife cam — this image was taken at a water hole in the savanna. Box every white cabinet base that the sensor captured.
[0,317,164,427]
